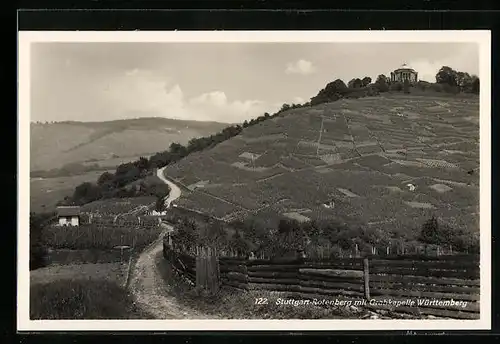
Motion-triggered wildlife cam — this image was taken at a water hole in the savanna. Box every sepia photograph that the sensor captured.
[18,31,491,331]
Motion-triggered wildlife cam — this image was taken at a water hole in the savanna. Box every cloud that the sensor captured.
[104,69,270,123]
[292,96,305,104]
[408,46,479,82]
[285,59,317,75]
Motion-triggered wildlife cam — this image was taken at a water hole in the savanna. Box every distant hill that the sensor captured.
[30,117,228,172]
[163,94,480,239]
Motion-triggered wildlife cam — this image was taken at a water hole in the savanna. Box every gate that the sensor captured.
[195,246,220,295]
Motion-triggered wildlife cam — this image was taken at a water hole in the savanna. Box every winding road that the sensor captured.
[127,166,211,319]
[156,166,182,209]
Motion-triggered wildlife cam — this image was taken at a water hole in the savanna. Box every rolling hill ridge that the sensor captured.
[30,117,229,172]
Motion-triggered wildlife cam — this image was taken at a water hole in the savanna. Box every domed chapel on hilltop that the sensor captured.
[390,63,418,84]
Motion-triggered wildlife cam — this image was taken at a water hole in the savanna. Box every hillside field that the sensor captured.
[30,117,228,172]
[30,117,227,212]
[164,94,480,239]
[30,170,113,213]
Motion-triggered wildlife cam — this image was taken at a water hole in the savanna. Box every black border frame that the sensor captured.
[12,1,499,343]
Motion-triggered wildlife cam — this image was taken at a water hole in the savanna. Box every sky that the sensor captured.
[30,42,479,123]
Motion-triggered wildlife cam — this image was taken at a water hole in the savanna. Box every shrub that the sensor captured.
[419,216,478,253]
[390,82,403,92]
[30,279,148,319]
[30,212,54,270]
[416,80,432,91]
[348,78,363,89]
[310,79,348,105]
[403,80,411,94]
[374,74,389,92]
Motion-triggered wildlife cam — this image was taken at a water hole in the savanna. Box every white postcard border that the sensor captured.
[17,30,491,332]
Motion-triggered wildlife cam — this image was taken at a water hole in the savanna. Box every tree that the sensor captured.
[97,171,114,186]
[471,75,480,94]
[348,78,363,89]
[419,216,455,247]
[280,103,291,112]
[435,66,458,86]
[310,79,348,105]
[374,74,389,92]
[73,182,102,203]
[361,76,372,87]
[135,157,149,171]
[155,196,165,212]
[403,79,411,94]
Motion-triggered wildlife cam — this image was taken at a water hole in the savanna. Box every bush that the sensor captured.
[310,79,348,105]
[390,82,403,92]
[416,80,432,92]
[419,216,478,253]
[403,80,411,94]
[30,212,54,270]
[374,74,389,92]
[30,279,148,319]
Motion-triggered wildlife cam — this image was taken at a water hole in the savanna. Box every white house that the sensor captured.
[56,206,80,226]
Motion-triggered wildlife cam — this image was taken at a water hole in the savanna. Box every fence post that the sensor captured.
[363,258,370,300]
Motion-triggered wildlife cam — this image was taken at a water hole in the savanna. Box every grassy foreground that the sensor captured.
[30,278,151,320]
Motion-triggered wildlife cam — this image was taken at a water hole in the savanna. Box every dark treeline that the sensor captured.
[374,65,480,94]
[66,103,308,207]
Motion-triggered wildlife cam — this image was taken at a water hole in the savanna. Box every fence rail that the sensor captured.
[163,241,480,319]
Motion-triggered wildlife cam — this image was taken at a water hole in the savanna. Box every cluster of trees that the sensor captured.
[169,211,479,258]
[372,66,480,95]
[347,76,372,89]
[435,66,480,93]
[310,79,379,106]
[419,216,479,254]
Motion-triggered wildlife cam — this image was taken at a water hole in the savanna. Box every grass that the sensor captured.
[30,170,112,213]
[30,278,150,319]
[30,262,128,285]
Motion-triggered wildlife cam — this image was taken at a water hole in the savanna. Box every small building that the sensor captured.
[390,63,418,84]
[56,206,80,226]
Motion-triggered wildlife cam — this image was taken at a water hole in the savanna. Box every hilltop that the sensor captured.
[30,117,228,172]
[164,93,479,242]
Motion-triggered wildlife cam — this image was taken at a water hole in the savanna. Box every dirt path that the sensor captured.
[127,167,213,319]
[127,231,210,319]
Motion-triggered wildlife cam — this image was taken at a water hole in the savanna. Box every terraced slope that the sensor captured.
[164,94,480,236]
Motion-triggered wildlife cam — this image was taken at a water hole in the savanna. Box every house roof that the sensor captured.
[57,206,81,217]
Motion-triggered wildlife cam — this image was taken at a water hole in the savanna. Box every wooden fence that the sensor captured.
[162,241,480,319]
